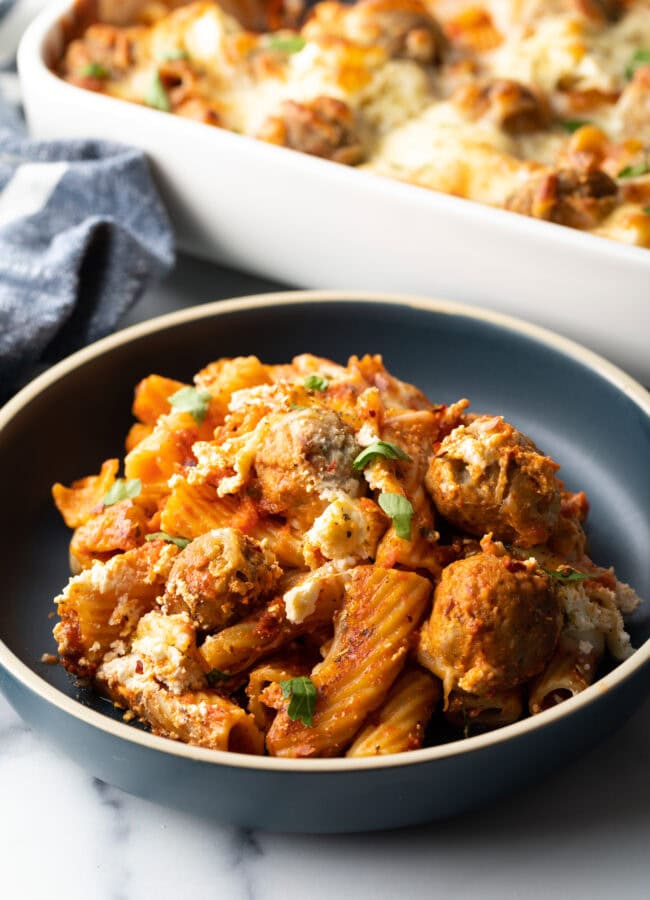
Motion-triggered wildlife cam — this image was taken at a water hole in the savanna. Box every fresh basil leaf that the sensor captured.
[617,162,650,179]
[267,34,306,54]
[145,531,191,549]
[103,478,141,506]
[352,441,411,470]
[561,119,591,133]
[167,385,211,424]
[541,566,591,583]
[145,71,171,112]
[625,49,650,80]
[643,206,650,216]
[206,668,231,685]
[280,676,317,726]
[80,62,109,79]
[303,374,328,392]
[378,492,414,541]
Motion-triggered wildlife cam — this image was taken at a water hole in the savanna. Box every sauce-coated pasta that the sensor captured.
[51,353,642,756]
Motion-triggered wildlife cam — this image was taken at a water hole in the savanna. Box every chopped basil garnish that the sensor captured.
[644,206,650,216]
[378,492,414,541]
[145,72,171,112]
[80,62,109,79]
[103,478,141,506]
[625,49,650,80]
[167,385,211,424]
[541,566,591,583]
[145,531,191,549]
[267,34,306,54]
[561,119,591,133]
[353,441,411,471]
[617,162,650,179]
[303,374,328,392]
[206,668,231,685]
[280,676,317,726]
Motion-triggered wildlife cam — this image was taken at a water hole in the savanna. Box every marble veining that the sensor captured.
[2,690,650,900]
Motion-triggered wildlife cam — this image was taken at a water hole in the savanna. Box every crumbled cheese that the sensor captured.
[228,383,292,414]
[560,583,635,661]
[356,422,379,447]
[614,578,642,614]
[283,578,322,625]
[304,494,379,568]
[282,563,353,624]
[578,639,595,656]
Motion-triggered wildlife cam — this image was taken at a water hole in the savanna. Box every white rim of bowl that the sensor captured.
[1,290,649,773]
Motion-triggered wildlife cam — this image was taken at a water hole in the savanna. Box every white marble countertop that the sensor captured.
[2,255,649,899]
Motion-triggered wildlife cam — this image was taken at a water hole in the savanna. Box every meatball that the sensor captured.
[426,416,561,547]
[571,0,624,22]
[505,168,618,231]
[452,79,550,135]
[60,24,132,85]
[418,551,562,697]
[343,0,447,64]
[162,528,280,631]
[254,406,363,514]
[257,97,366,165]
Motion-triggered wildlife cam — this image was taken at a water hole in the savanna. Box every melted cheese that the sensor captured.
[365,101,540,204]
[489,7,650,95]
[61,0,650,247]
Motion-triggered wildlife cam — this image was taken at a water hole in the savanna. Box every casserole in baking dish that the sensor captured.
[18,0,650,380]
[54,0,650,248]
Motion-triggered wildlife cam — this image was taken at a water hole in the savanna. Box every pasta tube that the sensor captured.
[529,628,605,714]
[265,566,432,757]
[346,667,441,757]
[445,687,525,730]
[199,571,345,673]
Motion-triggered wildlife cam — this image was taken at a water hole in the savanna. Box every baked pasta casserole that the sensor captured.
[50,353,643,756]
[57,0,650,247]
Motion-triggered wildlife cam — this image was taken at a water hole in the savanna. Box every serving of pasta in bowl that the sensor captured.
[0,292,648,831]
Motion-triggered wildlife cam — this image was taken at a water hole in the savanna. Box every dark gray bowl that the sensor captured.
[1,291,648,833]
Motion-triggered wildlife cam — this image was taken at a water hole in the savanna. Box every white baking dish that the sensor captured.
[18,0,650,381]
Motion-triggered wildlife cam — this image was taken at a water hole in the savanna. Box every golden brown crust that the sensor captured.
[162,527,281,630]
[257,96,367,164]
[453,79,550,134]
[55,0,650,248]
[418,551,562,697]
[426,416,561,547]
[337,0,447,64]
[506,168,619,230]
[253,406,363,513]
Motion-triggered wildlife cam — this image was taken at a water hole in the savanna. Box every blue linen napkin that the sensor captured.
[0,0,175,401]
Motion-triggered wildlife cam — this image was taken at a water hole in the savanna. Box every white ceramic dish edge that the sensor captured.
[17,0,650,383]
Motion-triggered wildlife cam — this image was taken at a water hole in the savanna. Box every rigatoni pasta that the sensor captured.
[50,352,643,756]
